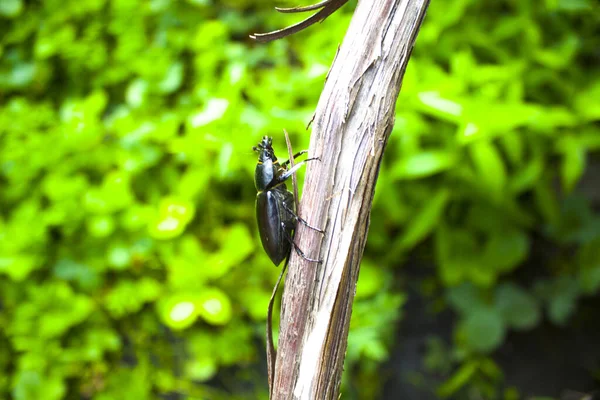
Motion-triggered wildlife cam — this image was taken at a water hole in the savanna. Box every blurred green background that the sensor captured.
[1,0,600,399]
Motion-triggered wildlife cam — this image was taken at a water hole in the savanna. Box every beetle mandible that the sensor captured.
[253,136,322,265]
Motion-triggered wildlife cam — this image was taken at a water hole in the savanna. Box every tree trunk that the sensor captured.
[272,0,430,398]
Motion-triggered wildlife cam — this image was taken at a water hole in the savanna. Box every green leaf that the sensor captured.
[482,229,529,273]
[557,0,594,10]
[436,225,475,285]
[447,283,484,315]
[499,131,524,166]
[469,140,507,201]
[575,81,600,121]
[206,223,255,279]
[392,151,456,179]
[157,293,201,330]
[0,0,23,17]
[238,287,271,321]
[197,288,232,326]
[461,308,505,353]
[457,102,544,143]
[185,358,218,382]
[86,215,115,238]
[158,62,183,94]
[578,238,600,294]
[399,189,449,248]
[534,181,561,226]
[437,361,478,398]
[558,136,586,193]
[549,294,577,326]
[436,224,503,287]
[536,276,581,326]
[107,243,132,270]
[417,91,463,122]
[13,370,65,400]
[0,254,39,281]
[125,79,149,108]
[104,278,162,318]
[355,261,386,299]
[148,197,196,240]
[52,259,100,290]
[494,283,540,330]
[188,98,229,128]
[508,156,544,194]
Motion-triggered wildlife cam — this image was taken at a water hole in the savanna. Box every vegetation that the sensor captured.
[1,0,598,399]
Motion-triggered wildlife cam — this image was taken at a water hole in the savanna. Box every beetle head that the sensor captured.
[253,136,277,163]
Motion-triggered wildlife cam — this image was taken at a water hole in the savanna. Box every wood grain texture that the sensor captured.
[271,1,430,399]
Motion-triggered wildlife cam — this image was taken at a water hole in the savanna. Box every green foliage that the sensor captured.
[448,282,541,354]
[1,0,599,399]
[370,0,599,396]
[0,0,347,397]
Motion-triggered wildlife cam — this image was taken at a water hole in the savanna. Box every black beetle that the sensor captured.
[253,136,322,265]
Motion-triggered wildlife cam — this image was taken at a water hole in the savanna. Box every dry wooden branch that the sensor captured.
[272,1,430,399]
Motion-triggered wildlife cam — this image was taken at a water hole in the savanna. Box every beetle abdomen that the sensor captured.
[256,189,294,265]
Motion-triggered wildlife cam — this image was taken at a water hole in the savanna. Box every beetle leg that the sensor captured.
[280,150,308,168]
[282,201,325,234]
[277,157,320,182]
[283,222,322,263]
[292,242,322,263]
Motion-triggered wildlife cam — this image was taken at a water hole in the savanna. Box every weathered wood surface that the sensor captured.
[271,0,430,399]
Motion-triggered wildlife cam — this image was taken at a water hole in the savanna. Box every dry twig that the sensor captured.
[269,1,430,399]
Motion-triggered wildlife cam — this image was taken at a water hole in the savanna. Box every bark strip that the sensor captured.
[250,0,349,42]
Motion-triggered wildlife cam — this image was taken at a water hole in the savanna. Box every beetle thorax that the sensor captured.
[255,158,277,191]
[253,136,281,191]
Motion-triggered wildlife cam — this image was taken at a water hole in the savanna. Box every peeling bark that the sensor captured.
[250,0,350,42]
